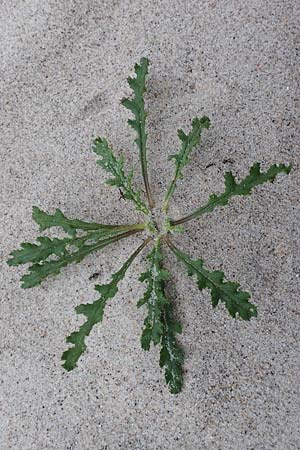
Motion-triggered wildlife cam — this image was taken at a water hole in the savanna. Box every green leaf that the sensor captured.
[7,228,133,269]
[138,240,184,394]
[160,306,184,394]
[7,236,70,266]
[32,206,143,237]
[62,238,151,370]
[167,239,257,320]
[121,57,154,208]
[171,162,291,225]
[13,229,141,288]
[9,205,146,289]
[92,137,149,215]
[137,243,171,350]
[163,116,210,212]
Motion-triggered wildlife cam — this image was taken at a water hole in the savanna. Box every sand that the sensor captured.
[1,0,299,449]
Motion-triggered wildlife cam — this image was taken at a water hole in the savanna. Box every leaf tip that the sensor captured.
[200,115,211,128]
[284,163,292,175]
[61,353,76,372]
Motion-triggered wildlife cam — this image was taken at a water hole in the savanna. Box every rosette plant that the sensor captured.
[8,58,291,394]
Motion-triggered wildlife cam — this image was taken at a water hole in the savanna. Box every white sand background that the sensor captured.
[1,1,300,449]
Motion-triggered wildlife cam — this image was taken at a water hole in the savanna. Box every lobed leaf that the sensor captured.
[137,243,171,350]
[171,162,291,225]
[62,238,151,370]
[167,239,257,320]
[163,116,210,212]
[92,137,149,215]
[121,57,154,208]
[138,240,184,393]
[13,229,141,288]
[160,306,184,394]
[7,236,70,266]
[32,206,129,237]
[7,228,129,269]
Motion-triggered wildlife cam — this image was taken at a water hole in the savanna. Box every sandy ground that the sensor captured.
[1,1,300,449]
